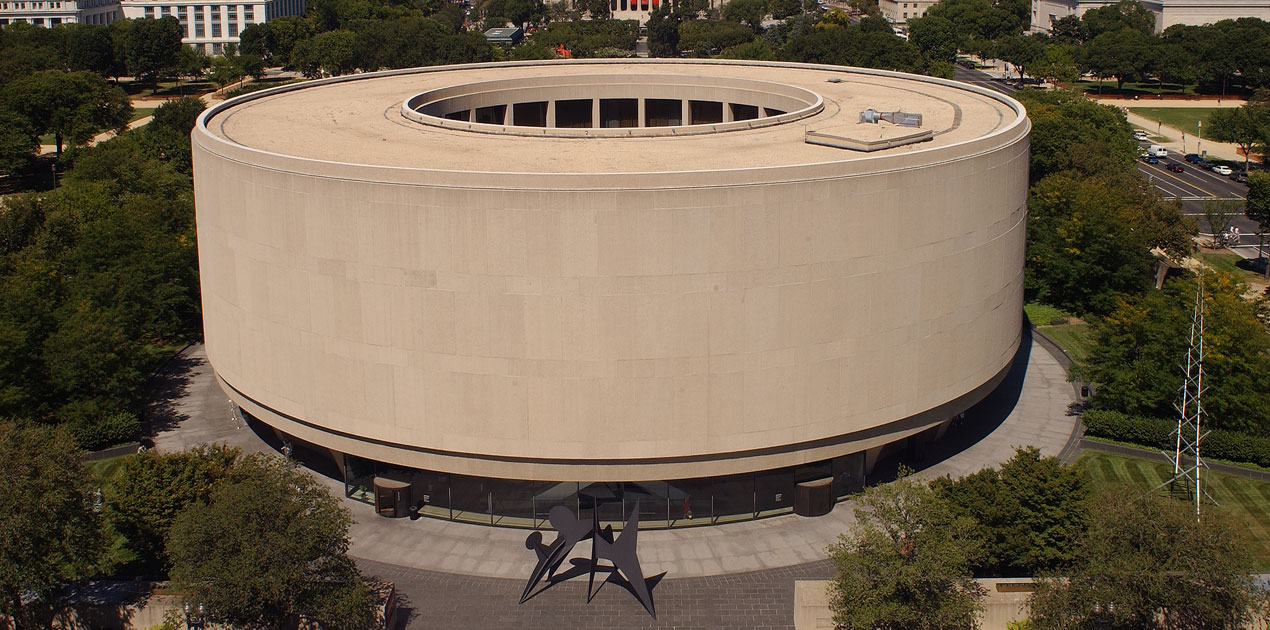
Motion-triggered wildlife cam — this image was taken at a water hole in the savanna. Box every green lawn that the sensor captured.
[1076,450,1270,569]
[1128,107,1223,136]
[86,454,129,485]
[1197,251,1266,284]
[130,107,155,122]
[1038,323,1095,364]
[1024,302,1073,325]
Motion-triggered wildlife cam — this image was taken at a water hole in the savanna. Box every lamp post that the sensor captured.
[1198,120,1202,157]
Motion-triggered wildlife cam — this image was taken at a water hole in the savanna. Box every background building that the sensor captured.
[192,59,1030,529]
[119,0,304,54]
[0,0,119,27]
[880,0,936,22]
[1031,0,1270,33]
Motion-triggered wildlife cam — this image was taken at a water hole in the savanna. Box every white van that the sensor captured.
[1148,145,1168,158]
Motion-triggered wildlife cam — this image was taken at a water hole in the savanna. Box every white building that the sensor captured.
[607,0,723,24]
[1031,0,1270,33]
[0,0,120,27]
[880,0,936,22]
[119,0,304,55]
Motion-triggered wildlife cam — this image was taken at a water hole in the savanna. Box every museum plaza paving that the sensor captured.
[151,329,1079,628]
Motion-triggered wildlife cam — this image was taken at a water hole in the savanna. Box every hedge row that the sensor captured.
[1083,410,1270,469]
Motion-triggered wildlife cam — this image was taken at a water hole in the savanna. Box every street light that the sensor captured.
[1198,120,1202,157]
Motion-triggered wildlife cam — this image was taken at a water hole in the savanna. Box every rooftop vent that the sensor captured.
[859,108,923,127]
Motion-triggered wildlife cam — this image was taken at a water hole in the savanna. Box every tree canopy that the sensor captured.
[1030,486,1263,630]
[828,472,984,630]
[167,454,377,630]
[0,422,104,627]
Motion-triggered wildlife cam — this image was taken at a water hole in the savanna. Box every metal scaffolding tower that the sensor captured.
[1155,275,1216,519]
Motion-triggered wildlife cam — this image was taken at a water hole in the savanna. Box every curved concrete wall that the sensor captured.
[193,62,1030,481]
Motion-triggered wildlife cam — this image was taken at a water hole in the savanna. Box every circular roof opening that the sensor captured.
[401,73,824,137]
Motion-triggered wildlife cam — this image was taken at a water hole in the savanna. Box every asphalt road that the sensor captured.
[950,65,1263,256]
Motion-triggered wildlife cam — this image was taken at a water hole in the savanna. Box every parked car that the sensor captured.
[1133,129,1149,140]
[1197,159,1213,169]
[1212,165,1233,176]
[1168,163,1185,173]
[1143,155,1159,164]
[1232,170,1249,183]
[1184,153,1202,163]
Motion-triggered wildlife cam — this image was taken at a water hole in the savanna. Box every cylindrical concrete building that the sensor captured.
[193,60,1029,527]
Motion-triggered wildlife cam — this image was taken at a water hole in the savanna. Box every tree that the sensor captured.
[1030,486,1263,630]
[1079,0,1154,39]
[0,422,105,628]
[1246,171,1270,267]
[1081,27,1153,91]
[769,0,802,19]
[1202,197,1240,247]
[1030,43,1080,86]
[827,471,985,630]
[290,29,357,77]
[0,108,36,175]
[1079,273,1270,433]
[105,445,239,573]
[207,54,245,92]
[994,32,1045,81]
[1,69,132,157]
[1205,104,1270,173]
[724,0,768,32]
[124,16,184,84]
[907,15,959,65]
[646,4,681,57]
[1014,88,1138,181]
[167,454,377,630]
[932,447,1090,577]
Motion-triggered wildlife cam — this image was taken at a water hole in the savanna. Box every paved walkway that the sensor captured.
[150,329,1079,582]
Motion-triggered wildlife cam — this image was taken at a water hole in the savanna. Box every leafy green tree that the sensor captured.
[1030,486,1263,630]
[1246,171,1270,266]
[924,0,1022,55]
[207,54,245,91]
[124,16,184,84]
[680,19,754,53]
[1079,0,1154,39]
[1,69,132,157]
[1080,273,1270,433]
[907,15,959,65]
[1080,27,1153,91]
[1025,174,1155,314]
[724,0,768,32]
[931,447,1090,577]
[769,0,802,19]
[290,29,357,77]
[1205,103,1270,173]
[0,422,105,628]
[167,454,378,630]
[828,471,984,630]
[646,4,682,57]
[0,108,36,175]
[1014,88,1138,181]
[994,32,1045,81]
[106,445,240,573]
[1202,198,1240,248]
[1030,43,1080,85]
[719,38,777,59]
[58,23,124,77]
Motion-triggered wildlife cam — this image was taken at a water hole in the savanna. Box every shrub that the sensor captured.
[1082,409,1270,468]
[68,411,141,451]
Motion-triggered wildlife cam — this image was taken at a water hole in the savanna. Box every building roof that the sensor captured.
[200,60,1025,178]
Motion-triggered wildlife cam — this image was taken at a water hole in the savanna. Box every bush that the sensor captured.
[69,411,140,451]
[1082,409,1270,468]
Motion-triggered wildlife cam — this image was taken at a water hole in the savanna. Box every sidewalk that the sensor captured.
[151,331,1079,580]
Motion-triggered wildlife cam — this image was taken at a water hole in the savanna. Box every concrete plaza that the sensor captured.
[152,328,1080,582]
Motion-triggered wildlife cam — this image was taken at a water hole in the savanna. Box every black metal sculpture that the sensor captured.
[520,502,665,618]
